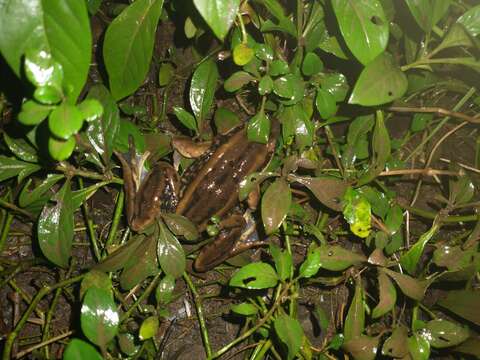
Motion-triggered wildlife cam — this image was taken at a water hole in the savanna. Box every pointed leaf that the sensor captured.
[248,111,271,144]
[382,268,427,301]
[155,274,175,305]
[19,174,64,212]
[239,172,277,201]
[344,277,365,342]
[343,335,379,360]
[318,245,366,271]
[193,0,240,40]
[162,213,199,242]
[231,302,258,316]
[372,271,396,318]
[382,325,409,357]
[64,339,103,360]
[274,314,304,360]
[423,319,469,348]
[291,175,348,211]
[0,156,41,183]
[400,224,438,274]
[437,290,480,326]
[407,333,430,360]
[139,316,159,341]
[224,71,254,92]
[458,4,480,37]
[157,221,185,278]
[190,59,218,130]
[80,270,113,300]
[229,262,278,289]
[103,0,164,100]
[299,247,322,279]
[95,235,144,272]
[270,244,292,281]
[3,134,38,163]
[261,178,291,234]
[405,0,451,33]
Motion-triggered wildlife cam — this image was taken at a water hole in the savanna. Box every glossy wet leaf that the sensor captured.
[214,107,241,134]
[315,88,337,120]
[229,262,278,289]
[423,319,469,348]
[279,104,313,150]
[48,135,76,161]
[299,247,322,279]
[407,333,430,360]
[372,271,396,318]
[261,178,291,234]
[118,333,138,356]
[139,316,159,341]
[71,181,111,211]
[270,244,292,281]
[435,24,473,54]
[400,223,438,274]
[233,43,254,66]
[258,0,296,37]
[405,0,451,33]
[344,277,364,342]
[49,103,84,140]
[453,336,480,358]
[319,245,366,271]
[358,111,391,185]
[81,287,119,347]
[437,290,480,326]
[158,62,174,86]
[274,74,305,105]
[157,221,185,279]
[42,0,91,101]
[382,325,408,357]
[3,134,38,163]
[173,106,197,132]
[248,111,270,144]
[193,0,239,40]
[302,52,323,76]
[322,73,349,102]
[120,235,159,290]
[342,187,372,238]
[291,175,348,211]
[0,155,40,183]
[269,59,289,76]
[77,99,103,123]
[64,338,103,360]
[162,213,199,242]
[332,0,388,65]
[382,268,427,301]
[190,59,218,130]
[80,270,113,300]
[458,4,480,37]
[274,314,304,360]
[104,0,164,100]
[155,274,175,304]
[86,85,120,164]
[231,302,258,316]
[38,179,74,268]
[258,75,273,95]
[449,175,474,206]
[342,115,374,169]
[385,205,403,235]
[19,174,63,213]
[95,235,144,272]
[239,172,277,201]
[349,53,407,106]
[224,71,254,92]
[18,100,52,126]
[343,335,379,360]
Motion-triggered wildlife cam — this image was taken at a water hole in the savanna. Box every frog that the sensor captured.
[115,125,277,272]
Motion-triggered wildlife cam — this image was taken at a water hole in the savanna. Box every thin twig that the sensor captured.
[439,157,480,174]
[388,106,480,124]
[15,330,73,359]
[379,168,460,177]
[0,199,35,220]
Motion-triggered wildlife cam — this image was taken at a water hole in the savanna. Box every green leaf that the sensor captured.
[269,59,289,76]
[322,73,349,102]
[372,271,396,318]
[214,107,241,134]
[256,0,297,37]
[37,180,74,268]
[411,113,433,133]
[407,333,430,360]
[3,133,38,163]
[273,74,305,105]
[315,88,337,119]
[0,156,41,183]
[81,287,119,348]
[302,52,323,76]
[400,224,438,274]
[449,175,474,206]
[49,103,84,140]
[77,99,103,123]
[95,235,144,272]
[344,277,364,342]
[190,59,218,130]
[279,104,313,150]
[42,0,91,101]
[0,0,45,76]
[64,338,103,360]
[19,174,64,213]
[162,213,199,242]
[405,0,451,33]
[274,315,304,360]
[299,247,322,278]
[458,4,480,37]
[382,268,427,301]
[424,319,469,348]
[261,178,291,234]
[247,111,271,144]
[385,205,403,235]
[24,50,63,103]
[173,106,197,132]
[115,119,145,154]
[103,0,164,100]
[231,302,258,316]
[434,24,473,54]
[238,172,277,201]
[258,75,274,95]
[349,53,407,106]
[342,115,374,169]
[343,335,380,360]
[139,316,159,341]
[86,85,120,164]
[332,0,388,65]
[158,62,175,87]
[317,245,366,271]
[224,71,254,92]
[233,43,254,66]
[343,187,372,238]
[117,333,138,356]
[18,100,52,126]
[48,135,76,161]
[382,325,409,357]
[291,175,348,211]
[155,274,175,304]
[437,290,480,326]
[270,244,292,281]
[229,262,278,289]
[193,0,239,40]
[80,270,113,300]
[157,221,185,279]
[120,235,159,290]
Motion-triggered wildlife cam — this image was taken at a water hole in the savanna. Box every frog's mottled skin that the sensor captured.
[117,126,276,271]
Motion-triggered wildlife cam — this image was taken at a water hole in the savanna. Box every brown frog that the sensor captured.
[116,125,276,271]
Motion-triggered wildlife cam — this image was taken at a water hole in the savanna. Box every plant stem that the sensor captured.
[183,272,212,358]
[399,203,477,223]
[0,212,14,253]
[0,199,35,220]
[120,273,161,322]
[2,274,85,360]
[78,178,101,261]
[105,189,125,252]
